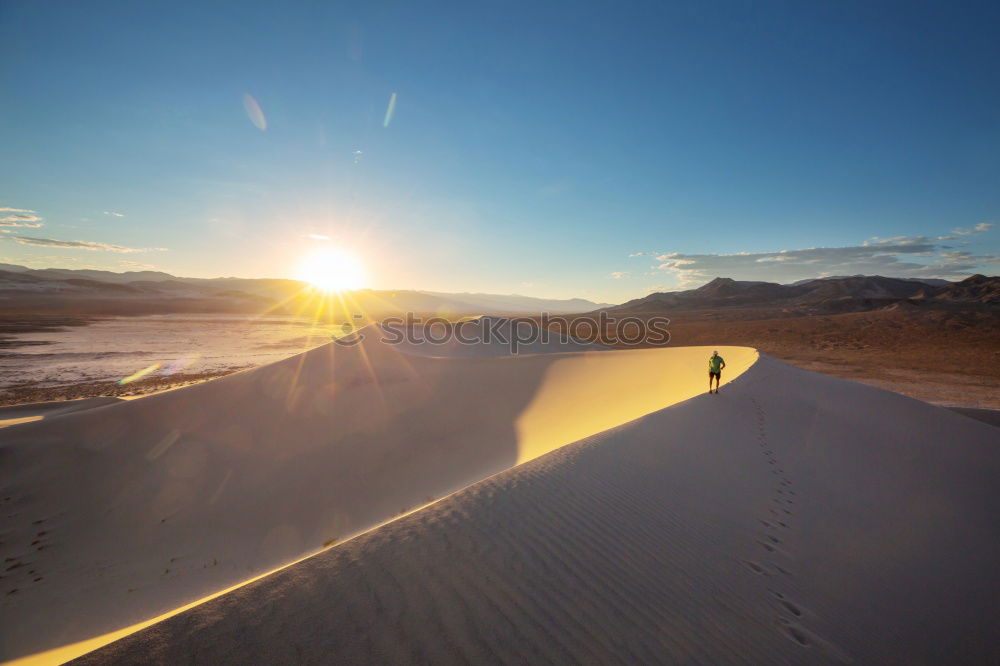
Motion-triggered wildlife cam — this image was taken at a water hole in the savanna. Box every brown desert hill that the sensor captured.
[610,277,795,311]
[930,273,1000,304]
[791,274,929,301]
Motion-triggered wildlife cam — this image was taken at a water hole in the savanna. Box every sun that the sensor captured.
[296,248,367,292]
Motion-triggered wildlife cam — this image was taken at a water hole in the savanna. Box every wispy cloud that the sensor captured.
[610,271,630,279]
[6,236,166,253]
[628,252,650,257]
[1,206,44,228]
[0,216,43,227]
[305,233,331,241]
[953,221,994,236]
[104,210,125,217]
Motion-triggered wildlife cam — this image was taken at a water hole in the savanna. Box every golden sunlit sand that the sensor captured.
[1,322,997,665]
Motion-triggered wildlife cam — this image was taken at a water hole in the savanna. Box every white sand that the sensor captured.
[1,323,762,663]
[70,353,999,665]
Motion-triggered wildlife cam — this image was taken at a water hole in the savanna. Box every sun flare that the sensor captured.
[296,248,367,292]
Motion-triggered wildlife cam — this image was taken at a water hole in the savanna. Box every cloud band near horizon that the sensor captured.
[6,236,166,253]
[631,224,996,288]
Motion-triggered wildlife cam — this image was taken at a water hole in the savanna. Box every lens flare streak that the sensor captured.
[118,363,162,385]
[243,93,267,131]
[162,354,201,376]
[383,92,397,127]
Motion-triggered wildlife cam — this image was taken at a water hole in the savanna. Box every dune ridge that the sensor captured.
[74,354,1000,665]
[0,324,755,663]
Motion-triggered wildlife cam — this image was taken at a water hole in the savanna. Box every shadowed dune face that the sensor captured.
[0,397,124,429]
[0,322,755,663]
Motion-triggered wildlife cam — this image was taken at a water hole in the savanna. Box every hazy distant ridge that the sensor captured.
[0,263,610,316]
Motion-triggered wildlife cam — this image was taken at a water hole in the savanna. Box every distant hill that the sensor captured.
[790,275,952,287]
[0,264,610,317]
[605,275,999,314]
[0,263,177,283]
[930,273,1000,305]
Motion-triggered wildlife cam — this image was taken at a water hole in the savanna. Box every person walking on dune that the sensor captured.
[708,350,725,394]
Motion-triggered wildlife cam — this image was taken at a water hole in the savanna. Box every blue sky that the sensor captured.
[1,0,997,302]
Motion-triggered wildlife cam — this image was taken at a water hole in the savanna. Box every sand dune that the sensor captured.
[0,398,123,429]
[72,354,1000,665]
[948,406,1000,428]
[0,323,755,663]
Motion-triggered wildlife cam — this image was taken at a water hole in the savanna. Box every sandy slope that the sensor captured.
[0,323,754,663]
[74,355,1000,665]
[948,407,1000,428]
[0,398,123,429]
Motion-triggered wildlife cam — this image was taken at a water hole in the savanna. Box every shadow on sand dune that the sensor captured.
[0,320,756,662]
[74,354,1000,666]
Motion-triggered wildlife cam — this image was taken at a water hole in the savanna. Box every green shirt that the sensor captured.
[708,355,725,373]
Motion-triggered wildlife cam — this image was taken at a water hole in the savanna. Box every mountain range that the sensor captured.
[2,262,997,318]
[604,275,1000,314]
[0,263,608,317]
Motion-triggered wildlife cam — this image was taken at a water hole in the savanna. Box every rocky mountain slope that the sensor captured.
[606,275,998,314]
